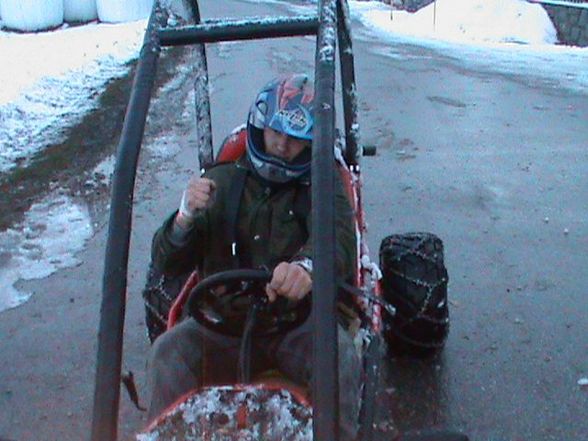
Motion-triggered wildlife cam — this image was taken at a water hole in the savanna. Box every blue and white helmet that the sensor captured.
[246,74,314,183]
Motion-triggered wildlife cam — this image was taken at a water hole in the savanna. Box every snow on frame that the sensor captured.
[137,385,312,441]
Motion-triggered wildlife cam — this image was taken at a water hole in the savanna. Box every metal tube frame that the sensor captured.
[337,0,361,166]
[312,1,339,440]
[189,1,214,171]
[90,2,169,440]
[159,15,319,46]
[336,3,381,440]
[90,1,366,440]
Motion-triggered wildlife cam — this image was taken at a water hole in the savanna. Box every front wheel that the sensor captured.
[379,232,449,357]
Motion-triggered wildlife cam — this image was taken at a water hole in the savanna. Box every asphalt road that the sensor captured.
[0,1,586,440]
[353,21,588,441]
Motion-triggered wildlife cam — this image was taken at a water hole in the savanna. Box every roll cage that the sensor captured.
[90,1,375,441]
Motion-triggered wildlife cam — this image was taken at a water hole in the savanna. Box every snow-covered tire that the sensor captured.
[142,264,190,343]
[379,232,449,357]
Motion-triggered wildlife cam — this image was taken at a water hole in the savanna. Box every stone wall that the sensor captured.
[536,1,588,47]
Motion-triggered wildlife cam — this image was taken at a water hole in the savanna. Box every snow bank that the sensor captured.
[0,0,63,31]
[64,0,98,23]
[0,20,146,173]
[352,0,557,45]
[97,0,152,23]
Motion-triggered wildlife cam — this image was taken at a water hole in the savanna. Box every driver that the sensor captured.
[146,73,360,438]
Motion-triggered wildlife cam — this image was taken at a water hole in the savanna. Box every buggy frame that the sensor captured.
[89,1,379,441]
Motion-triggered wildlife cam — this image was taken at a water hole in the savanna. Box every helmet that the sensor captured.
[246,74,314,183]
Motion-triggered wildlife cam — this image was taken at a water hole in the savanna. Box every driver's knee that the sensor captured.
[149,320,203,372]
[147,320,204,420]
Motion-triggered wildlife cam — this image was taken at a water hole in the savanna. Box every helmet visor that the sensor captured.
[267,105,313,141]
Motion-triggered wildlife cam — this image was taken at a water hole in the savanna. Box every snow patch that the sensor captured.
[91,154,115,186]
[144,129,184,159]
[0,20,146,173]
[0,21,144,105]
[0,192,93,312]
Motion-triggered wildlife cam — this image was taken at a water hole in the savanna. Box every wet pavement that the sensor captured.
[0,1,587,440]
[356,28,588,441]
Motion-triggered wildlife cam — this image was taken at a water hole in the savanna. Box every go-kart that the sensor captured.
[141,267,315,441]
[89,1,463,440]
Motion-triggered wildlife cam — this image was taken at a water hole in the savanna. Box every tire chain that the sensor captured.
[380,232,449,349]
[142,266,188,342]
[384,233,447,319]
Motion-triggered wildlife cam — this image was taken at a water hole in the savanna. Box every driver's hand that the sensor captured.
[266,262,311,303]
[176,177,217,228]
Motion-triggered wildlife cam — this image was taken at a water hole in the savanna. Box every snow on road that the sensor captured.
[0,192,93,311]
[0,0,587,312]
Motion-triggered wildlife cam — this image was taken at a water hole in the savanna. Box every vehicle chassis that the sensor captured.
[89,1,457,441]
[90,1,379,440]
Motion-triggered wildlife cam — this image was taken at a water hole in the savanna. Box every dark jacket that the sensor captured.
[151,158,356,282]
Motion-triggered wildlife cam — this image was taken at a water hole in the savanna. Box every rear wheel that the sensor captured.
[379,232,449,357]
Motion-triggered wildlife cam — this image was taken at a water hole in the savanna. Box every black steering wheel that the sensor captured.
[187,268,310,336]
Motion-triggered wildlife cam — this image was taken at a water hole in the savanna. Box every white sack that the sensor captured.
[0,0,63,31]
[97,0,152,23]
[64,0,98,23]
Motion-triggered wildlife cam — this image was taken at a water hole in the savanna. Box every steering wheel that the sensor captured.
[187,268,310,336]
